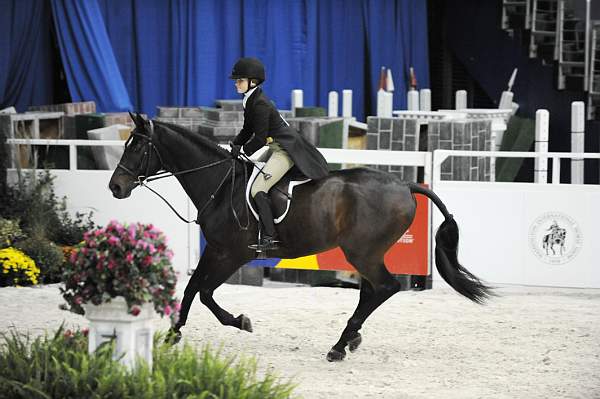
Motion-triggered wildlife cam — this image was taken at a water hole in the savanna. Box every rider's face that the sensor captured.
[235,78,249,94]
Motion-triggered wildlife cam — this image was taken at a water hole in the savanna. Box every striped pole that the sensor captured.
[571,101,585,184]
[534,109,549,184]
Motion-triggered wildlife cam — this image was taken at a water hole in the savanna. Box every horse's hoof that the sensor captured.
[165,328,182,345]
[239,314,253,332]
[326,348,346,362]
[347,333,362,352]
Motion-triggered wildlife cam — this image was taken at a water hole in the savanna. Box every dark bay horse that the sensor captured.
[109,114,492,362]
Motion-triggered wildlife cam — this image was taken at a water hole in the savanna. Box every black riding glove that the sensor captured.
[229,143,241,158]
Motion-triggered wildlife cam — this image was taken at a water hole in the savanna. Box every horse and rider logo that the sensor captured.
[528,212,583,265]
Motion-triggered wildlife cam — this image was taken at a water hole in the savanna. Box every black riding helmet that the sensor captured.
[229,57,266,85]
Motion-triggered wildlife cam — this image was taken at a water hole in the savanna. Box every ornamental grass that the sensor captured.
[0,327,296,399]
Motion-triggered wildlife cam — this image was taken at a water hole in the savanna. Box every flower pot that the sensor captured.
[83,296,156,370]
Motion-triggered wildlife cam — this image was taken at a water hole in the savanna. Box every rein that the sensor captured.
[117,121,250,230]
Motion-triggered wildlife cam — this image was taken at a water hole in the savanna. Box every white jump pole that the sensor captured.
[377,90,393,117]
[328,91,339,117]
[342,90,353,118]
[292,89,303,117]
[571,101,585,184]
[407,90,419,111]
[419,89,431,111]
[534,109,549,184]
[455,90,467,110]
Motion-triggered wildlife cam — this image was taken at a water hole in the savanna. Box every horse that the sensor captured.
[543,228,566,256]
[108,114,493,362]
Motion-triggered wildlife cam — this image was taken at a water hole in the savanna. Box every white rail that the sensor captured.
[433,149,600,185]
[7,139,434,185]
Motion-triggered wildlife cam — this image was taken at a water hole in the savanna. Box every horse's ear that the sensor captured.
[135,112,146,127]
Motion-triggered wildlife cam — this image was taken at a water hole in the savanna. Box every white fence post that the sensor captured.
[291,89,303,116]
[407,90,419,111]
[377,90,393,117]
[535,109,549,184]
[455,90,467,110]
[328,91,338,117]
[419,89,431,111]
[571,101,585,184]
[342,90,353,118]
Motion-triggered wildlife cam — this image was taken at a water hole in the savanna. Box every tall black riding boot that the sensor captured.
[252,191,279,251]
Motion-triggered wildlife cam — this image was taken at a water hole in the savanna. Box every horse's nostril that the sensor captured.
[109,182,121,196]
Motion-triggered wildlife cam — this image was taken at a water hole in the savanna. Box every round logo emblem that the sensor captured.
[528,212,583,265]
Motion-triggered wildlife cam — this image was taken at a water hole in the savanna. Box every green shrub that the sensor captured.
[0,170,95,246]
[0,327,296,399]
[0,218,25,249]
[15,237,64,284]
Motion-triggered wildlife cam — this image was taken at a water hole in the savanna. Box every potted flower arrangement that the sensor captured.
[60,220,180,369]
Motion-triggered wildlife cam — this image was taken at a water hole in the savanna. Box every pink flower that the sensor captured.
[128,225,136,239]
[74,296,83,305]
[81,328,89,337]
[175,302,181,311]
[164,305,172,316]
[126,252,134,263]
[81,248,88,255]
[64,329,73,338]
[148,244,156,254]
[131,306,141,316]
[143,256,153,266]
[70,251,78,263]
[108,236,120,245]
[107,260,116,270]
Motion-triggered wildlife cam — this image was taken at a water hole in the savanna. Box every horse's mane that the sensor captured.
[154,120,231,158]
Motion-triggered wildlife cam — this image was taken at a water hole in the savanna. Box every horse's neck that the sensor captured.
[156,129,234,220]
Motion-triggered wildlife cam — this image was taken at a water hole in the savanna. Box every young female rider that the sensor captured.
[228,57,329,251]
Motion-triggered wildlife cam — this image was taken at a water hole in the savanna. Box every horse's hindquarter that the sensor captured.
[274,169,417,259]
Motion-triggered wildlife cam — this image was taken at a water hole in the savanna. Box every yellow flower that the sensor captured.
[0,247,39,286]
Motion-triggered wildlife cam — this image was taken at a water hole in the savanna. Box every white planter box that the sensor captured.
[84,296,156,370]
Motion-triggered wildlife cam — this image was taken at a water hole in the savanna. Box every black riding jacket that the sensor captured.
[232,87,329,180]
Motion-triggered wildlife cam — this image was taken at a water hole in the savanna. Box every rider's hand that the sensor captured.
[229,142,241,158]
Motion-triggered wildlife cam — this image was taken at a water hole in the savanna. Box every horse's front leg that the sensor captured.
[168,245,250,344]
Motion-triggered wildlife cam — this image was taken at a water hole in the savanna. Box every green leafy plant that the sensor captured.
[61,221,180,324]
[0,247,40,287]
[15,237,64,284]
[0,170,95,246]
[0,218,25,249]
[0,327,296,399]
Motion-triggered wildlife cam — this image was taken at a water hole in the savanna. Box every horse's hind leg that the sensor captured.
[327,260,401,362]
[170,246,251,342]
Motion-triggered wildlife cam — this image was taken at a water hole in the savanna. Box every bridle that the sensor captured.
[116,121,249,230]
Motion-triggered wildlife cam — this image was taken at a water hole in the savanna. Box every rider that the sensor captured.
[228,57,329,251]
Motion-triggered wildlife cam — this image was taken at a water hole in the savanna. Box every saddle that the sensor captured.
[245,162,311,224]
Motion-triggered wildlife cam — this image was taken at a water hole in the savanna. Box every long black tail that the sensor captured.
[409,183,493,304]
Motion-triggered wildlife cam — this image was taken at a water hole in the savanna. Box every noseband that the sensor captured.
[116,121,249,229]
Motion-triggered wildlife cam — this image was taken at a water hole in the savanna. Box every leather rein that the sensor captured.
[116,121,249,230]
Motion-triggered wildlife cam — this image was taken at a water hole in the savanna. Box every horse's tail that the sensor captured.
[408,183,493,304]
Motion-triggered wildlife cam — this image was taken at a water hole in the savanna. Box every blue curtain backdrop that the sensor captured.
[1,0,429,120]
[0,0,55,111]
[50,0,133,112]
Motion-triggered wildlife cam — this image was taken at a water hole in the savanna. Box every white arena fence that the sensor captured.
[6,139,599,288]
[432,150,600,289]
